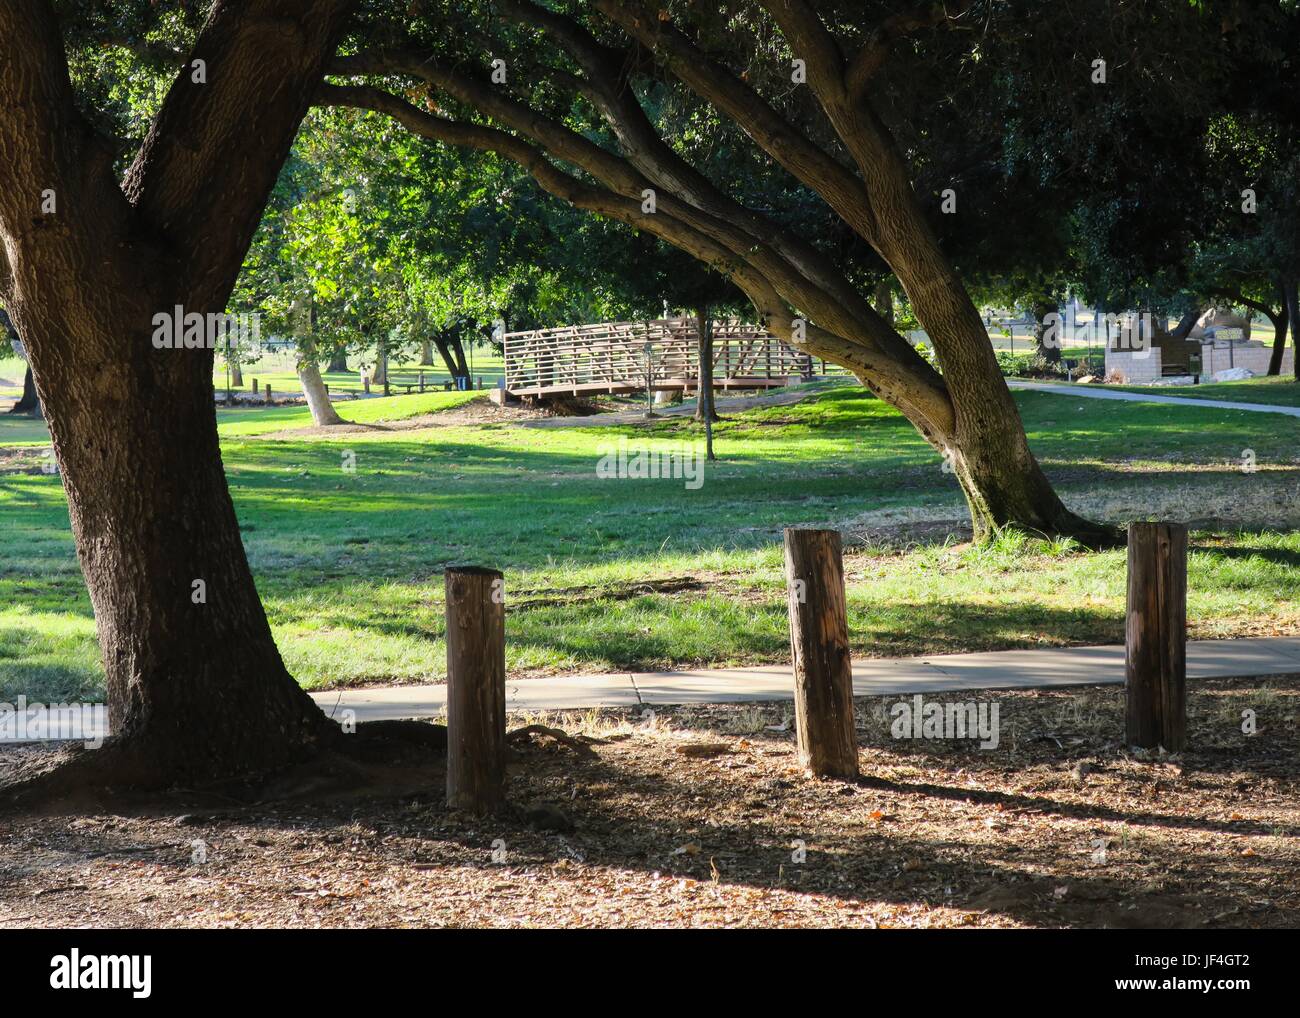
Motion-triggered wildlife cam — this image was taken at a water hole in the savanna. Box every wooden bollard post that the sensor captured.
[263,382,272,405]
[363,374,371,395]
[445,566,507,812]
[784,528,859,778]
[1126,522,1188,751]
[251,377,257,394]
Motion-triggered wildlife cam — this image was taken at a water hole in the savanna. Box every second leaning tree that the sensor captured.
[323,0,1117,545]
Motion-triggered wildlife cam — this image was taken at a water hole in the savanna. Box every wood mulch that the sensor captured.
[1,676,1296,928]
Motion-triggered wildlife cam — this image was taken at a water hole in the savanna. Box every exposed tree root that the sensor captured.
[1043,512,1126,551]
[507,723,601,759]
[0,719,449,815]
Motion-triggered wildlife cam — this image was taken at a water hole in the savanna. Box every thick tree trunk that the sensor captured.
[450,336,470,381]
[10,364,40,415]
[832,108,1109,544]
[327,349,349,373]
[230,361,243,389]
[1032,297,1060,364]
[28,311,337,777]
[298,359,344,426]
[847,126,1102,540]
[419,339,435,366]
[0,0,355,786]
[1266,282,1289,376]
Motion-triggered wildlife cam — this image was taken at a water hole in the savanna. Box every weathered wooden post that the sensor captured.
[418,370,425,393]
[251,376,257,395]
[263,382,272,405]
[363,374,371,395]
[783,528,859,778]
[1126,522,1188,751]
[445,566,507,812]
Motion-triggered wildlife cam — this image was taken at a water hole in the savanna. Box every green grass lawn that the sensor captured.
[2,384,1298,703]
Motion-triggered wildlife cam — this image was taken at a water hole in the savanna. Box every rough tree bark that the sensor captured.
[327,348,349,373]
[0,0,356,786]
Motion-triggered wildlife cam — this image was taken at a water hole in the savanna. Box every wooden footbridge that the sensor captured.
[501,316,846,398]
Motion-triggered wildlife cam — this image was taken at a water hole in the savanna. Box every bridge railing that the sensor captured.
[502,316,837,392]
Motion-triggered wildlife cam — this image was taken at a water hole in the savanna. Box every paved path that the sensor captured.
[1007,380,1300,417]
[516,380,1299,428]
[309,636,1300,725]
[8,637,1300,742]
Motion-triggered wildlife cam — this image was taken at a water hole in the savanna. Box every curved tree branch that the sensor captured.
[316,79,954,433]
[593,0,881,244]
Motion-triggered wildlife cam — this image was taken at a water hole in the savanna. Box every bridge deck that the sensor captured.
[502,316,844,397]
[506,376,795,398]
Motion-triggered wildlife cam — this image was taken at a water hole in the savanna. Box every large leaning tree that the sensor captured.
[320,0,1119,545]
[0,0,363,789]
[0,0,741,796]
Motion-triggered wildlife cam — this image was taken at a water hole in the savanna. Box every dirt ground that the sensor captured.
[256,396,559,440]
[1,676,1296,929]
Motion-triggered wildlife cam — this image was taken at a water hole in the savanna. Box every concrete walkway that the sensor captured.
[7,637,1299,742]
[309,636,1300,724]
[1007,379,1300,417]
